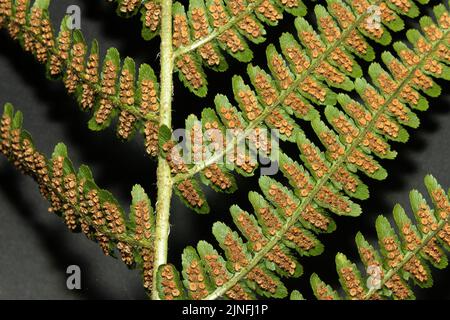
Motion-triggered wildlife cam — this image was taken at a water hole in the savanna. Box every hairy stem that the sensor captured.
[203,27,449,301]
[365,216,449,299]
[152,0,174,300]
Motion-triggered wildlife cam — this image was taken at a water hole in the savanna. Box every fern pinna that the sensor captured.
[306,175,449,300]
[0,0,449,300]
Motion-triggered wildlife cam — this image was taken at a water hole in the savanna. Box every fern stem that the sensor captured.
[172,0,264,57]
[152,0,174,300]
[172,0,379,184]
[365,216,449,299]
[203,28,449,301]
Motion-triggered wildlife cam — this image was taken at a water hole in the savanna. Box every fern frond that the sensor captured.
[154,4,450,299]
[0,102,157,293]
[171,3,449,211]
[0,0,161,156]
[309,175,449,300]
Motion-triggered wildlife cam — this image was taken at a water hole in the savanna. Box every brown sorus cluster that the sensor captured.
[62,173,78,231]
[319,17,341,44]
[144,1,161,32]
[301,31,325,58]
[343,102,372,128]
[437,43,450,61]
[85,190,111,255]
[191,7,220,66]
[431,188,450,220]
[417,38,432,54]
[173,14,190,48]
[282,162,314,196]
[0,0,12,27]
[203,253,251,299]
[266,245,297,275]
[340,267,365,299]
[348,149,379,174]
[177,180,204,208]
[333,115,359,144]
[224,233,248,272]
[204,121,224,153]
[362,16,383,39]
[330,48,353,72]
[227,0,262,38]
[389,59,409,80]
[315,283,336,300]
[246,267,278,294]
[417,202,450,247]
[38,18,54,63]
[77,179,92,238]
[247,126,272,155]
[300,77,326,102]
[423,58,443,75]
[270,55,293,89]
[25,8,41,54]
[119,0,140,14]
[96,60,117,125]
[400,85,419,106]
[7,0,26,40]
[176,55,204,89]
[103,202,134,266]
[208,0,244,53]
[144,121,159,157]
[238,89,262,121]
[118,70,136,140]
[218,106,244,130]
[346,30,368,55]
[81,53,99,110]
[140,79,159,114]
[268,184,298,217]
[163,141,188,174]
[285,226,315,250]
[391,0,412,14]
[379,2,396,22]
[65,43,86,94]
[0,112,11,155]
[190,122,204,163]
[300,143,328,178]
[254,73,278,106]
[315,62,345,84]
[376,114,399,139]
[254,0,282,23]
[317,186,351,213]
[333,166,358,194]
[362,132,389,156]
[50,155,65,213]
[134,199,154,290]
[49,30,71,76]
[364,87,409,123]
[439,11,450,28]
[185,260,209,299]
[330,3,354,29]
[279,0,298,9]
[285,46,310,74]
[204,164,232,190]
[412,69,433,90]
[320,131,345,160]
[302,204,330,231]
[267,110,294,137]
[284,92,311,117]
[258,207,282,236]
[358,248,388,299]
[160,265,182,300]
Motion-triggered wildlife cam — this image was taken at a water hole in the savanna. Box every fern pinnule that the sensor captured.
[0,103,157,293]
[309,175,449,300]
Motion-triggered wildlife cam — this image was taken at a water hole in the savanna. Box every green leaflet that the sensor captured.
[308,175,449,300]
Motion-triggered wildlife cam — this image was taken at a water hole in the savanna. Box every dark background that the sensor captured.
[0,0,449,299]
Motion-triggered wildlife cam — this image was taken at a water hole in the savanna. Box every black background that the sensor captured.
[0,0,449,299]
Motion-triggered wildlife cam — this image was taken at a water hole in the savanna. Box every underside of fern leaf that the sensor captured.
[309,175,449,300]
